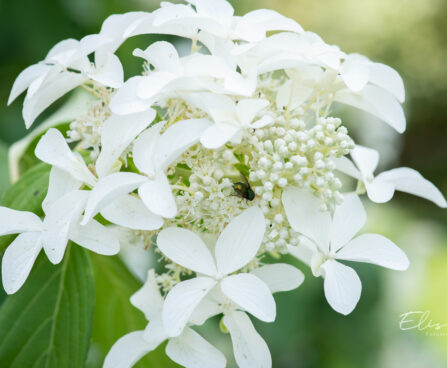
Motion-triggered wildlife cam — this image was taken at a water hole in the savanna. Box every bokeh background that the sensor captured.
[1,0,447,367]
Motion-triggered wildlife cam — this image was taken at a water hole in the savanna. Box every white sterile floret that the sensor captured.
[282,188,409,315]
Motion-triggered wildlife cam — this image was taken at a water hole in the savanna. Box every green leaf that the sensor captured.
[234,163,250,178]
[89,254,179,368]
[0,141,10,197]
[0,245,94,368]
[0,163,50,253]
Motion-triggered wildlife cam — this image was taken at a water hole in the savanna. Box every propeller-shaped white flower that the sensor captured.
[104,270,226,368]
[0,191,119,294]
[183,92,273,149]
[8,34,124,128]
[188,263,304,368]
[335,145,447,207]
[283,188,409,315]
[335,54,406,133]
[35,128,163,231]
[157,206,276,337]
[130,118,211,219]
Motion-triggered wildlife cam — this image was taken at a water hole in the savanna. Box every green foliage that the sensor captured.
[0,245,94,368]
[0,163,50,253]
[0,141,10,197]
[90,254,179,368]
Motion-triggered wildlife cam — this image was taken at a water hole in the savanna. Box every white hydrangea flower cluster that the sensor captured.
[2,1,446,367]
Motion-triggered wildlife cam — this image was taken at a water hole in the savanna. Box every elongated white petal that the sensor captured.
[321,260,361,315]
[101,194,163,231]
[330,194,366,252]
[340,55,370,92]
[189,297,222,326]
[200,123,239,149]
[133,41,182,73]
[42,190,89,264]
[23,72,88,128]
[157,227,217,276]
[350,145,379,179]
[144,316,167,349]
[130,269,164,320]
[336,234,409,270]
[89,51,123,88]
[236,99,269,126]
[138,173,177,219]
[43,167,83,214]
[35,128,96,186]
[0,207,42,236]
[137,71,178,100]
[158,118,213,170]
[221,274,276,322]
[69,220,120,256]
[132,122,163,176]
[223,311,272,368]
[96,109,156,177]
[333,156,361,180]
[8,64,51,105]
[215,206,265,276]
[163,277,216,337]
[167,327,226,368]
[2,232,42,294]
[251,263,304,293]
[103,331,152,368]
[81,172,147,225]
[109,76,150,115]
[282,187,331,253]
[335,85,406,133]
[369,62,405,103]
[365,180,395,203]
[374,167,447,208]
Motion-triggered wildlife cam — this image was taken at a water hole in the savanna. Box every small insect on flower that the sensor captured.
[233,175,255,201]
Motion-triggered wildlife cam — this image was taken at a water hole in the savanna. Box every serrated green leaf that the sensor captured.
[0,245,94,368]
[90,254,180,368]
[0,163,50,253]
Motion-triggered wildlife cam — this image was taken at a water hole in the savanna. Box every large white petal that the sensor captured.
[236,99,269,126]
[365,180,395,203]
[350,144,379,179]
[1,232,42,295]
[369,62,405,103]
[333,156,361,180]
[158,118,212,170]
[23,72,88,128]
[69,220,120,256]
[321,259,361,315]
[138,173,177,219]
[157,227,217,276]
[136,71,179,100]
[189,296,222,326]
[101,194,163,231]
[42,190,89,264]
[162,277,216,337]
[251,263,304,293]
[109,76,151,115]
[166,327,226,368]
[340,54,370,93]
[133,41,182,73]
[89,51,123,88]
[221,273,276,323]
[336,234,409,270]
[374,167,447,208]
[335,85,406,133]
[35,128,96,186]
[130,269,164,320]
[81,172,147,225]
[282,188,331,252]
[0,207,42,236]
[8,64,51,105]
[43,167,83,214]
[103,331,152,368]
[215,206,265,276]
[330,194,366,252]
[132,122,163,176]
[223,311,272,368]
[200,123,239,150]
[95,109,156,177]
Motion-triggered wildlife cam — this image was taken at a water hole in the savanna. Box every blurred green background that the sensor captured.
[1,0,447,367]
